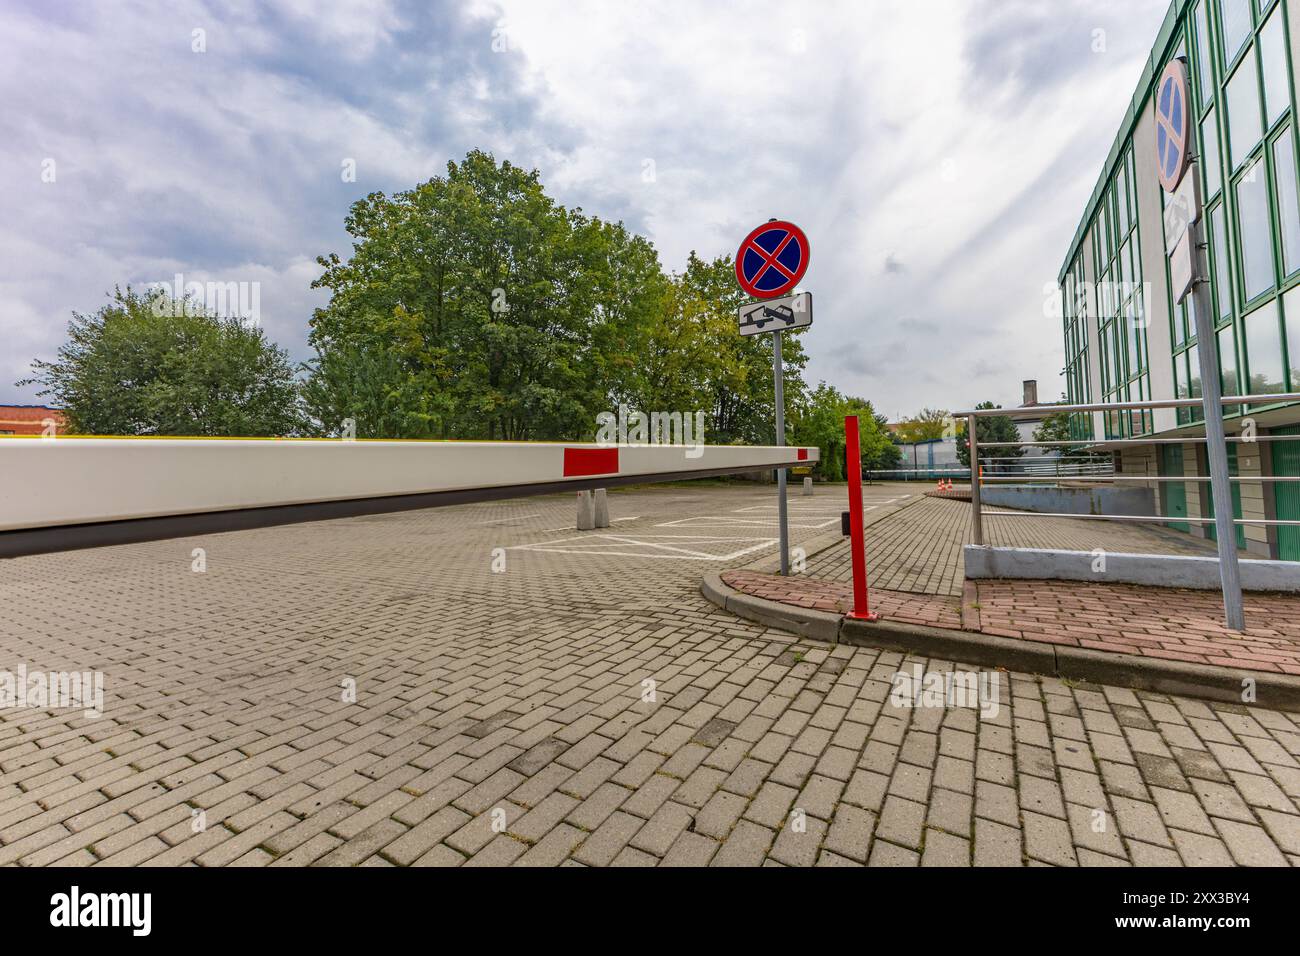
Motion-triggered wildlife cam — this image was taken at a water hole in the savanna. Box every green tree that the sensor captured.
[307,150,665,440]
[20,288,303,437]
[300,344,440,439]
[1032,393,1103,463]
[639,253,808,446]
[955,401,1023,468]
[791,383,892,480]
[896,407,951,444]
[867,412,903,475]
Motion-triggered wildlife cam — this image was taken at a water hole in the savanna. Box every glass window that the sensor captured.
[1195,2,1214,106]
[1237,159,1275,299]
[1284,285,1300,388]
[1219,324,1240,398]
[1113,323,1125,381]
[1174,301,1188,347]
[1117,168,1130,237]
[1129,302,1144,374]
[1260,8,1289,126]
[1202,108,1223,196]
[1219,0,1253,64]
[1211,203,1233,320]
[1244,300,1286,394]
[1226,48,1263,169]
[1127,151,1137,219]
[1100,333,1110,391]
[1273,130,1300,275]
[1189,343,1204,402]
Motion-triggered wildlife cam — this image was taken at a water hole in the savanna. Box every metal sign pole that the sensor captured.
[774,329,789,575]
[1154,58,1244,632]
[1187,172,1245,631]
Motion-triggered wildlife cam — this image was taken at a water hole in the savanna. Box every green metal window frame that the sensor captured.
[1061,254,1094,441]
[1091,145,1152,441]
[1059,0,1300,439]
[1171,0,1300,425]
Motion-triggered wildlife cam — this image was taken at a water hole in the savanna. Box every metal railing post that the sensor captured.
[968,413,983,545]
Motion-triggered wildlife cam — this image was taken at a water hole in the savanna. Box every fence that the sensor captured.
[958,392,1300,629]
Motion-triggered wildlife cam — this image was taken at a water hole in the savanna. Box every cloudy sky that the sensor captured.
[0,0,1172,418]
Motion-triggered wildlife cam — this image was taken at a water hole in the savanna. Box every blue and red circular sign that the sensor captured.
[735,220,810,299]
[1155,59,1191,193]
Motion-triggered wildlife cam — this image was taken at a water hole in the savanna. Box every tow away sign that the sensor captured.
[737,291,812,336]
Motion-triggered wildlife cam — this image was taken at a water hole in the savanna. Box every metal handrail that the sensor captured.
[977,435,1300,447]
[980,511,1300,526]
[980,475,1300,483]
[961,395,1294,556]
[954,391,1300,416]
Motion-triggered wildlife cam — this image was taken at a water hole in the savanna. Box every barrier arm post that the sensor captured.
[844,415,877,621]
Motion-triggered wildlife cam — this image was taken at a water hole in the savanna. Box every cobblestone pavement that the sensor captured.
[721,569,964,630]
[809,493,1216,597]
[721,570,1300,675]
[2,484,1297,866]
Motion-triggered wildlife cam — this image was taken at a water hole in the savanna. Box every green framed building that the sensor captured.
[1060,0,1300,559]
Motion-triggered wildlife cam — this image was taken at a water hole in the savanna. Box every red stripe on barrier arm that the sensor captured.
[797,448,808,460]
[563,447,619,477]
[844,416,877,622]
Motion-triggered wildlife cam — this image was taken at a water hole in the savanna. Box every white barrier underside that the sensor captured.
[0,438,817,532]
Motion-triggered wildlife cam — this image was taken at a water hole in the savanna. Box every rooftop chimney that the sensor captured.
[1022,379,1038,407]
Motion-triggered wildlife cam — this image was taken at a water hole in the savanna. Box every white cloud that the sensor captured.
[1,0,1171,419]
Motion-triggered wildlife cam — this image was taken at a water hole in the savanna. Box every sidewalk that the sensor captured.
[707,493,1300,710]
[806,492,1215,598]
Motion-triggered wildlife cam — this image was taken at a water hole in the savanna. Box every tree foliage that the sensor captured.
[955,401,1024,467]
[24,153,860,455]
[791,383,894,480]
[896,407,951,444]
[20,288,303,437]
[302,151,814,443]
[1032,393,1103,460]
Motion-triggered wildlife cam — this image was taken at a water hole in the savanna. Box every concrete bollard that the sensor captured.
[577,490,595,530]
[593,488,610,528]
[803,476,813,496]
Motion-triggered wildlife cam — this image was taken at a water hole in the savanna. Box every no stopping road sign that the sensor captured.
[735,220,810,299]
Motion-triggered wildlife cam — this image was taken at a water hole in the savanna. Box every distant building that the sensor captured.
[1007,380,1057,459]
[0,405,66,436]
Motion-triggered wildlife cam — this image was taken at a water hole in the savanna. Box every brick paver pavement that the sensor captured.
[722,569,963,630]
[976,580,1300,674]
[1,484,1298,866]
[721,571,1300,675]
[810,492,1215,597]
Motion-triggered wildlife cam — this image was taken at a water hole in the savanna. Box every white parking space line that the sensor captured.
[731,505,857,516]
[655,515,844,530]
[474,513,542,525]
[508,533,775,561]
[536,515,644,533]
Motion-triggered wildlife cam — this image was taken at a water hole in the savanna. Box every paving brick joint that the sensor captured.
[1,484,1297,867]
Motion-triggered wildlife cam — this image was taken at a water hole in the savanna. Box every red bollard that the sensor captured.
[844,415,877,622]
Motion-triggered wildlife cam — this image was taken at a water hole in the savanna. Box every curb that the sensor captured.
[701,573,840,643]
[701,574,1300,712]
